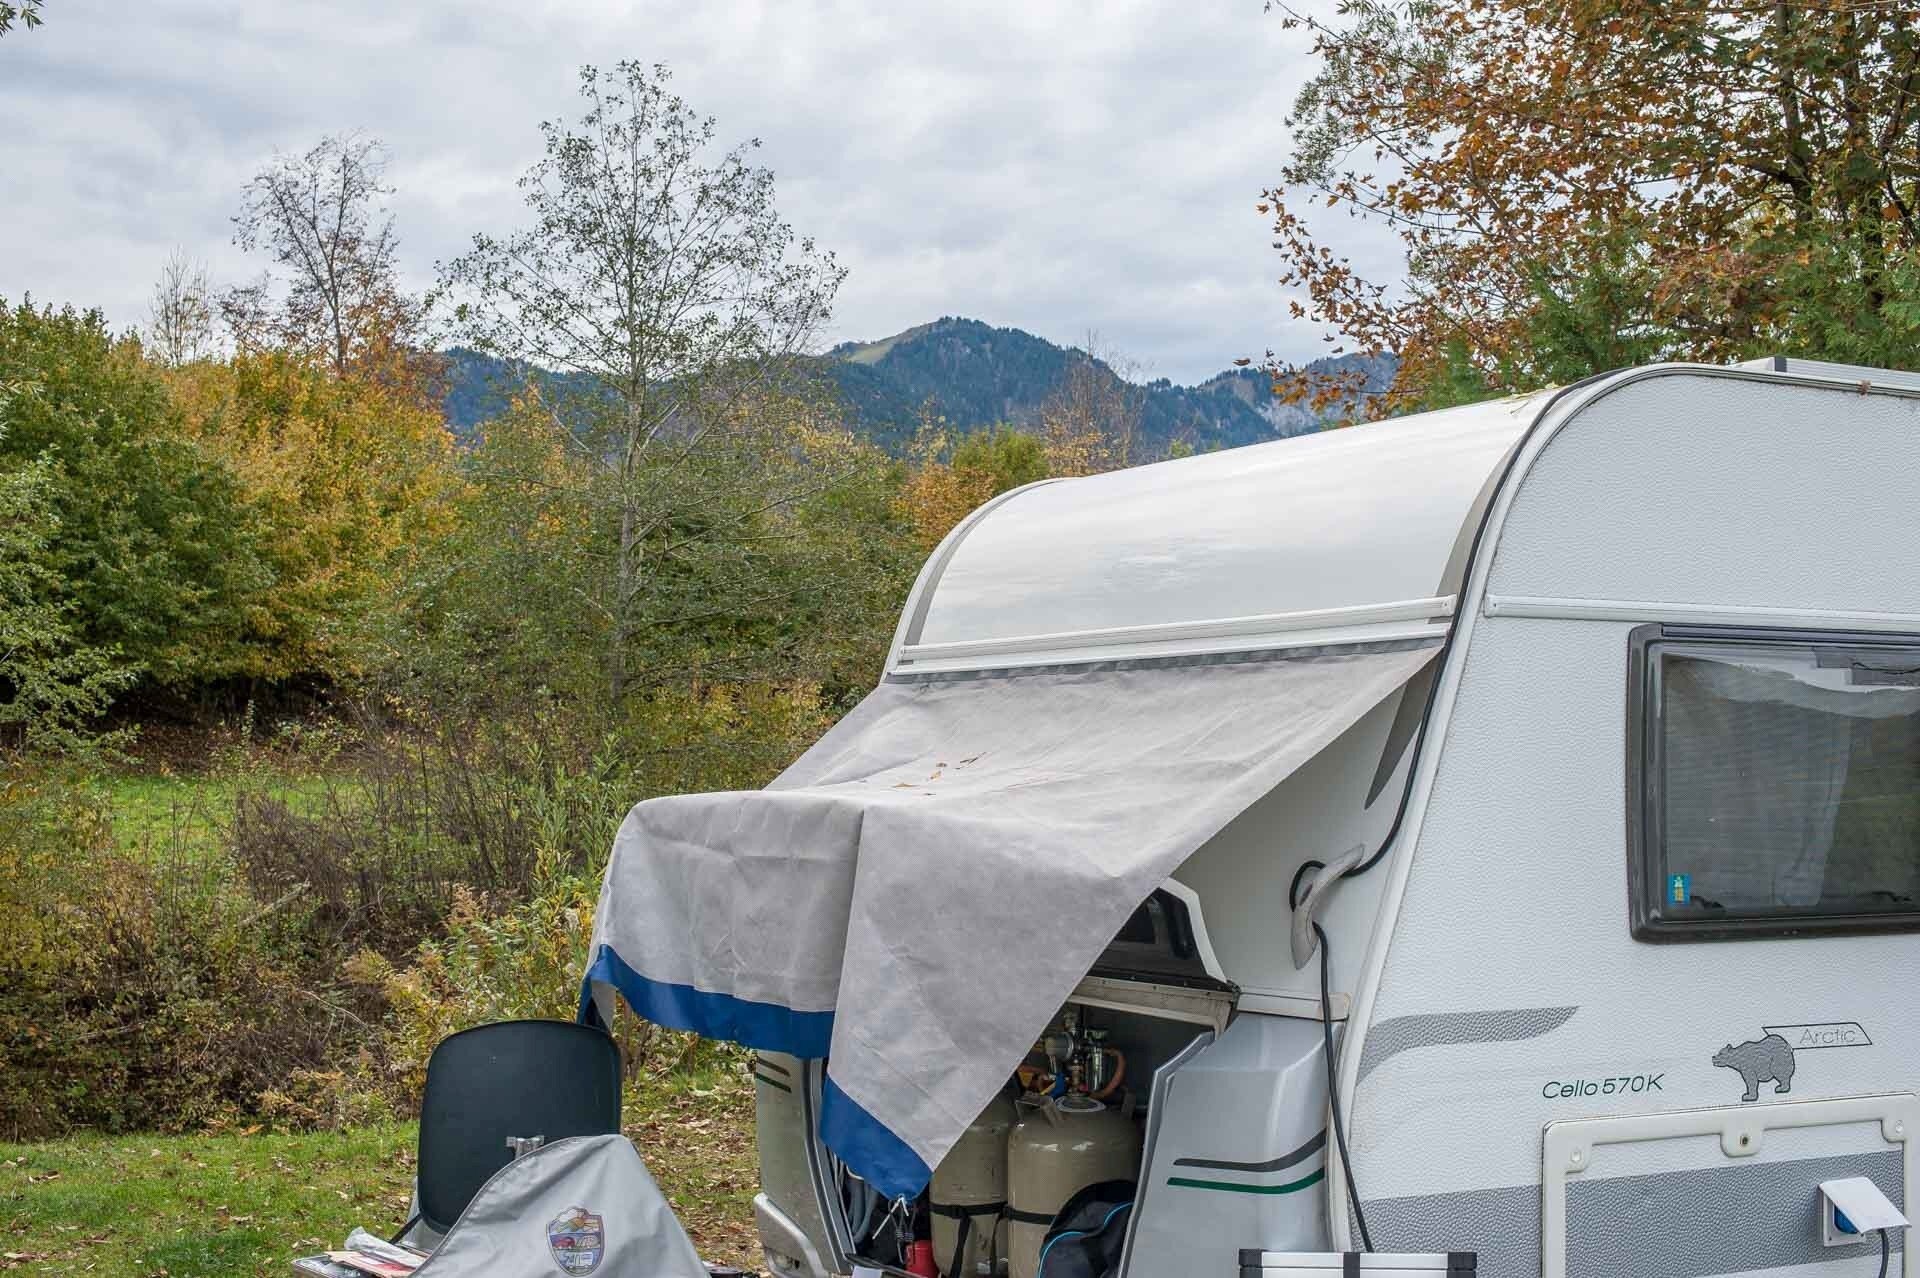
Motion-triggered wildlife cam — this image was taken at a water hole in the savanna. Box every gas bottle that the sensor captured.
[1005,1095,1141,1278]
[932,1090,1016,1277]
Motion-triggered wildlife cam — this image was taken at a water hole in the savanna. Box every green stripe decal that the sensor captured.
[1166,1168,1326,1195]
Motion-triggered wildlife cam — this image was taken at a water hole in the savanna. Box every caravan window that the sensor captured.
[1631,629,1920,939]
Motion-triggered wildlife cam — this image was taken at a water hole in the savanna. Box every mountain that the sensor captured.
[439,346,601,434]
[438,319,1396,456]
[821,317,1394,454]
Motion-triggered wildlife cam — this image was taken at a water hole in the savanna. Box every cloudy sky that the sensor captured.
[0,1,1399,384]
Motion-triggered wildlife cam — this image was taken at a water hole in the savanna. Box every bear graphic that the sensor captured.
[1713,1033,1796,1102]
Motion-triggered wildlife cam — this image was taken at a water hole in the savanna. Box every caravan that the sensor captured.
[584,358,1920,1277]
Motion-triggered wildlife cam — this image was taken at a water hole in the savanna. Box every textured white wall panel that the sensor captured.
[1350,372,1920,1275]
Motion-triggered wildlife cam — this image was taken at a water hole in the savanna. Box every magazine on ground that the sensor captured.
[292,1227,426,1277]
[290,1258,360,1278]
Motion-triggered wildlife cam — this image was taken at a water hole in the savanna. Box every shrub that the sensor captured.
[0,771,376,1139]
[226,709,633,953]
[0,457,134,754]
[394,884,740,1086]
[4,695,786,1138]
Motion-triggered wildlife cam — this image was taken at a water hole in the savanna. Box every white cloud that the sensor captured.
[0,0,1405,382]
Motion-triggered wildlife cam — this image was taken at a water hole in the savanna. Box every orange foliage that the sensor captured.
[1265,1,1920,405]
[166,351,458,678]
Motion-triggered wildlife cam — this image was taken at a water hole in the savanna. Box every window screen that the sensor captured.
[1633,631,1920,939]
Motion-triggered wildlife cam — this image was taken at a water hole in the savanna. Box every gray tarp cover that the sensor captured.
[410,1134,706,1277]
[584,644,1438,1198]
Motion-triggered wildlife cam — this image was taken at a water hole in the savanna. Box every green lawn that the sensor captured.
[0,1125,416,1277]
[96,771,346,864]
[0,1071,759,1276]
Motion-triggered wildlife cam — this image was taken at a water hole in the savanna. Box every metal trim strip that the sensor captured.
[1486,594,1920,631]
[896,597,1457,668]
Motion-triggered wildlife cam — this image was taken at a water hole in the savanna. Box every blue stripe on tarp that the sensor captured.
[578,945,927,1197]
[821,1075,932,1201]
[578,944,836,1059]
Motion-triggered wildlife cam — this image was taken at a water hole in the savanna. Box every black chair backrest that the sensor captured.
[416,1019,622,1234]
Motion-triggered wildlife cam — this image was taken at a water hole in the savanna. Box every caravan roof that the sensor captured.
[892,394,1544,675]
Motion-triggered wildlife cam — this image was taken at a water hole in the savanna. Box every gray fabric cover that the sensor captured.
[411,1134,705,1277]
[585,644,1437,1197]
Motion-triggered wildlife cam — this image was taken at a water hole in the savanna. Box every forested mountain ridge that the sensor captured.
[440,317,1395,455]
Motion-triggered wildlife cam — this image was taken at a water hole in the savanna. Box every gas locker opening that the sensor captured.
[832,991,1211,1278]
[779,891,1337,1278]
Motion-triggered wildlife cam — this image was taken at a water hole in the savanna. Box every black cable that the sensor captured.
[1878,1227,1889,1278]
[1288,859,1323,912]
[1315,920,1373,1252]
[1339,665,1443,881]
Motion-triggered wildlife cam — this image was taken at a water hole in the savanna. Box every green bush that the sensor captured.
[3,698,777,1138]
[0,457,133,754]
[225,709,633,950]
[0,771,374,1139]
[388,878,739,1084]
[0,300,267,690]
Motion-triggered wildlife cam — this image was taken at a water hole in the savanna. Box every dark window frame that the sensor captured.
[1627,622,1920,942]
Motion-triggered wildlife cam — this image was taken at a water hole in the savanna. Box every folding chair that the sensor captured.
[398,1019,623,1242]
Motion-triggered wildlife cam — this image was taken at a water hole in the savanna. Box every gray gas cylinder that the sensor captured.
[1005,1095,1141,1278]
[932,1090,1017,1277]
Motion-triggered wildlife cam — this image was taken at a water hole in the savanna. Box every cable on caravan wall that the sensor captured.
[1332,371,1617,888]
[1281,374,1615,1256]
[1313,919,1374,1252]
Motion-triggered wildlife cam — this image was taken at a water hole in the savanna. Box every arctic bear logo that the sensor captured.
[1713,1033,1796,1102]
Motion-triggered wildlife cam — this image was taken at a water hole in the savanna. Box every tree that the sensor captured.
[0,443,131,755]
[1037,334,1145,473]
[145,249,219,368]
[229,132,429,392]
[393,378,914,764]
[897,419,1049,549]
[438,62,848,701]
[1265,1,1920,408]
[0,300,265,690]
[0,1,42,37]
[164,350,456,682]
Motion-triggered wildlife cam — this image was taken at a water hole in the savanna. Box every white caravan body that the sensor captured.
[716,359,1920,1278]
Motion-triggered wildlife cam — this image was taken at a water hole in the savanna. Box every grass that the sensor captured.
[0,1125,417,1277]
[627,1062,760,1269]
[95,772,347,865]
[0,1069,761,1276]
[97,773,242,863]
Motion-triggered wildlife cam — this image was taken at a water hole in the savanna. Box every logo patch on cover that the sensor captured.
[547,1205,605,1275]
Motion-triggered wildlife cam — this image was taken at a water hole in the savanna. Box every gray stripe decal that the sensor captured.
[1363,1150,1903,1278]
[1356,1006,1578,1084]
[1173,1129,1326,1174]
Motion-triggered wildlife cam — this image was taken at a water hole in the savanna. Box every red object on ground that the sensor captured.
[904,1238,938,1276]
